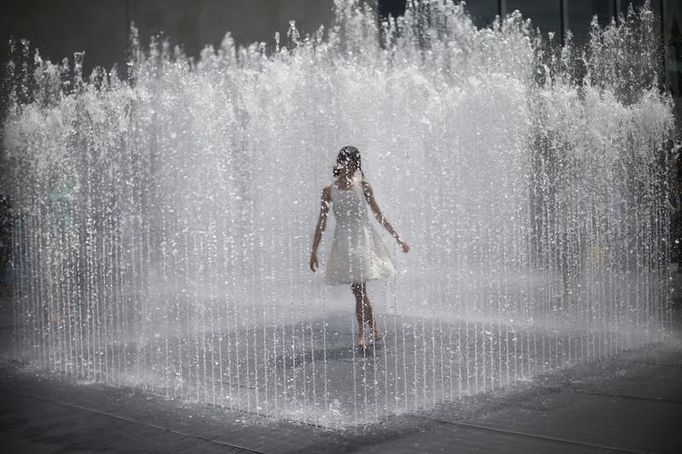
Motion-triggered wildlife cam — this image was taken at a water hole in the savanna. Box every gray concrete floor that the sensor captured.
[1,292,681,453]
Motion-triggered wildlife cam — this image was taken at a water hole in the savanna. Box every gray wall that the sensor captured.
[2,1,679,84]
[0,0,335,74]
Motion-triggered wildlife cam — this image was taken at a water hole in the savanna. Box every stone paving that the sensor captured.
[1,291,681,453]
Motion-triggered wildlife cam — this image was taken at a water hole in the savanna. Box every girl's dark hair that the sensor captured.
[332,145,365,179]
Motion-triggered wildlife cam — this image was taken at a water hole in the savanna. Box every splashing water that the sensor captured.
[2,1,675,428]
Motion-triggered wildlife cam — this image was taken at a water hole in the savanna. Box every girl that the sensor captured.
[309,146,409,349]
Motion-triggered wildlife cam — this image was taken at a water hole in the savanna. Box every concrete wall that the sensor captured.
[2,1,678,80]
[0,0,335,73]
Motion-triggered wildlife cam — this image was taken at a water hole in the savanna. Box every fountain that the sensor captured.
[2,0,675,428]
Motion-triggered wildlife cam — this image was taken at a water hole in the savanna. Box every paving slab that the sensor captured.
[350,423,619,454]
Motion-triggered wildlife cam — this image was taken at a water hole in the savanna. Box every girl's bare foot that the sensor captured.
[356,332,368,349]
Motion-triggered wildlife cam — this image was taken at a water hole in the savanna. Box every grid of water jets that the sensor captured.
[4,1,675,427]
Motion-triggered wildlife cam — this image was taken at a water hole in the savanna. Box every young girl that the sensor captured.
[309,146,409,349]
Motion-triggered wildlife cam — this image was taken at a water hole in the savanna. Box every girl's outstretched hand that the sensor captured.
[399,240,410,253]
[309,253,319,272]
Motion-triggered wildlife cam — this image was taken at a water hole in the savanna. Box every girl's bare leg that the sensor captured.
[351,282,369,348]
[352,282,381,346]
[364,292,382,342]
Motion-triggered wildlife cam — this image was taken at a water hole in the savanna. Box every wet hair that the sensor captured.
[332,145,365,179]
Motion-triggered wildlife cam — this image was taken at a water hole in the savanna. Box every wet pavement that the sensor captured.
[1,292,681,453]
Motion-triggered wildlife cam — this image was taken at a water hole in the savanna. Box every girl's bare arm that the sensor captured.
[311,186,331,255]
[361,180,401,243]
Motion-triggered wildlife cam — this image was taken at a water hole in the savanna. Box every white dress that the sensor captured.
[324,174,396,285]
